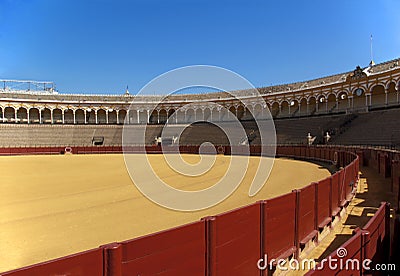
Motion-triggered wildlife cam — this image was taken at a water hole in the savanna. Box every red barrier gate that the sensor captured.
[205,202,261,275]
[102,221,206,276]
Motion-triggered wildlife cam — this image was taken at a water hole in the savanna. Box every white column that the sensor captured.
[50,109,53,124]
[106,110,109,124]
[137,110,140,124]
[73,110,76,124]
[62,110,65,124]
[147,110,150,124]
[306,102,309,114]
[126,110,130,124]
[14,108,17,122]
[95,110,98,124]
[84,110,87,124]
[298,103,301,115]
[27,109,30,124]
[39,109,42,124]
[116,110,120,124]
[157,110,160,124]
[385,89,388,106]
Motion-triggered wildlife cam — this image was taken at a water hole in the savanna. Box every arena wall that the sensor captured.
[3,145,396,276]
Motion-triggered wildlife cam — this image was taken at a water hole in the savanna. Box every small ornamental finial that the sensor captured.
[125,85,130,95]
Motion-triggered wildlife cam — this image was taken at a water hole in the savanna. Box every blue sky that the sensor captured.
[0,0,399,94]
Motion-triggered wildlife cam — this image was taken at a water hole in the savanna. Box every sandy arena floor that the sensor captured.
[0,154,330,272]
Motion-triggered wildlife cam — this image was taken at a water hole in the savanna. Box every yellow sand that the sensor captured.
[0,154,330,272]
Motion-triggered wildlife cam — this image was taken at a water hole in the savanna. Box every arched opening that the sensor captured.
[86,109,96,124]
[317,96,327,113]
[280,101,290,117]
[308,97,317,115]
[203,108,211,121]
[228,106,236,121]
[0,107,3,122]
[29,108,40,123]
[337,92,348,111]
[4,107,15,122]
[289,100,299,117]
[253,104,263,119]
[352,88,366,109]
[186,108,195,123]
[299,98,307,116]
[370,84,385,106]
[149,110,158,124]
[387,82,397,105]
[53,108,63,123]
[327,94,337,113]
[167,109,176,123]
[271,102,280,118]
[118,110,127,124]
[17,107,28,123]
[108,110,117,124]
[75,109,85,124]
[97,109,107,124]
[64,109,74,124]
[158,109,168,124]
[195,108,203,121]
[41,108,51,124]
[236,105,245,120]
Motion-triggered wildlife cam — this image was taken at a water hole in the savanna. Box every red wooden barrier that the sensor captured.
[362,202,391,271]
[331,172,341,217]
[315,147,321,160]
[296,184,318,248]
[316,177,332,230]
[342,164,356,203]
[306,229,363,275]
[206,203,261,275]
[262,192,297,261]
[1,248,103,276]
[294,147,301,157]
[103,221,206,276]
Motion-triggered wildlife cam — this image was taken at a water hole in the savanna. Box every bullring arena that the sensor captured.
[0,58,400,275]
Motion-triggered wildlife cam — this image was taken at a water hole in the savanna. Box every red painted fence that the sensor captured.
[1,145,396,276]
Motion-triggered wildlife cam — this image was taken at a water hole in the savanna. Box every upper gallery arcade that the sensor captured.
[0,58,399,125]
